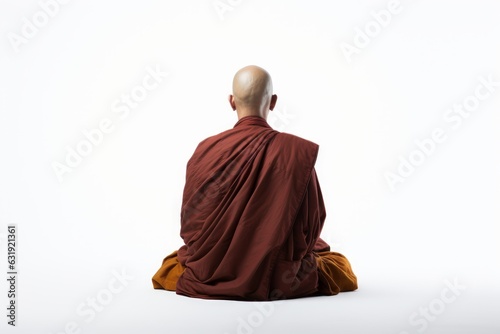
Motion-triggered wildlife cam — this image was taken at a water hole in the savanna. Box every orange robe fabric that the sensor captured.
[152,116,357,300]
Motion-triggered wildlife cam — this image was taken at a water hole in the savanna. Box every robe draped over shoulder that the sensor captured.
[152,116,357,300]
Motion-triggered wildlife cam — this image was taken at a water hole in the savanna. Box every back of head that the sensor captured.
[230,65,277,119]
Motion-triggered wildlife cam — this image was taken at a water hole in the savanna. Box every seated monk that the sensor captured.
[152,65,358,300]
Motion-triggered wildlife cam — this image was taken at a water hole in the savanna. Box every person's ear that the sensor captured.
[228,95,236,111]
[269,94,278,111]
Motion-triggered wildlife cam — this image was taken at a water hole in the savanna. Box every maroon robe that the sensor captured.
[153,116,357,300]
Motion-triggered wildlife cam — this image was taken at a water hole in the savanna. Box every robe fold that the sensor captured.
[152,116,357,300]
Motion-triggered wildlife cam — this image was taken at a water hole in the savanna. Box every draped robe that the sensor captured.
[152,116,357,300]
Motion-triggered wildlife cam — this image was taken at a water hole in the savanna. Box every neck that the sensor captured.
[236,109,267,120]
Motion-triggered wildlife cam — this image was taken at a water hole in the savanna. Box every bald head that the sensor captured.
[229,65,277,120]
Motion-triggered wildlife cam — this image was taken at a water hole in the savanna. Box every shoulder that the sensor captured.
[273,132,319,155]
[196,127,232,147]
[268,132,320,171]
[190,127,234,159]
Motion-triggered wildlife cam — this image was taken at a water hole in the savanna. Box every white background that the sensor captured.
[1,0,499,333]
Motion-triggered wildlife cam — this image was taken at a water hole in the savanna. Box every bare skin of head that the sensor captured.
[228,65,278,120]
